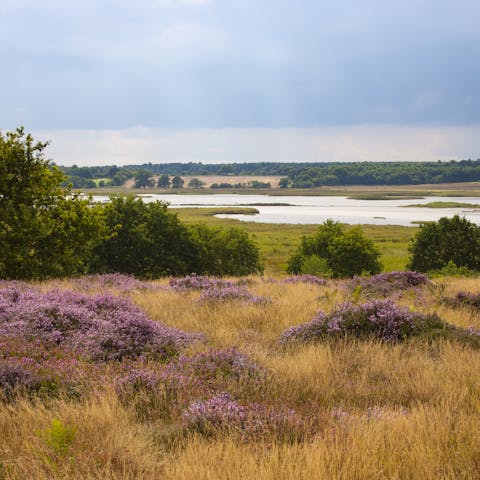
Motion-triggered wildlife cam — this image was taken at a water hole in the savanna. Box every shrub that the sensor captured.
[183,392,302,440]
[197,285,268,305]
[408,215,480,272]
[350,271,429,297]
[287,220,382,278]
[169,274,233,292]
[0,286,203,361]
[282,274,327,286]
[280,300,443,344]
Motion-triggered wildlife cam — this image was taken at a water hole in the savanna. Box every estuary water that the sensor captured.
[91,194,480,226]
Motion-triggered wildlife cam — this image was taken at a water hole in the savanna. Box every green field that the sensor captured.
[172,207,416,274]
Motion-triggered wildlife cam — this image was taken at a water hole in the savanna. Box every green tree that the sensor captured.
[90,196,197,278]
[189,224,263,276]
[408,215,480,272]
[172,176,184,188]
[0,128,105,279]
[188,178,205,188]
[157,174,171,188]
[134,170,154,188]
[287,220,382,277]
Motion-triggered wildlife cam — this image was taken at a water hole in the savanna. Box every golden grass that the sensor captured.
[3,276,480,478]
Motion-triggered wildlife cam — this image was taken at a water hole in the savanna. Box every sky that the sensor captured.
[1,0,480,166]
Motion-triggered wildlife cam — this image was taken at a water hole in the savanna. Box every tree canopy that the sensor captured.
[408,215,480,272]
[0,128,105,279]
[287,220,382,278]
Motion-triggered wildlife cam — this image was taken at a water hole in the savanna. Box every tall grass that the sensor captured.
[2,275,480,478]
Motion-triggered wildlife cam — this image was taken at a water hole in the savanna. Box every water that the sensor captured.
[91,194,480,226]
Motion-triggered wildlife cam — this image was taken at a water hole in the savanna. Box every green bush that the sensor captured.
[408,215,480,272]
[287,220,382,278]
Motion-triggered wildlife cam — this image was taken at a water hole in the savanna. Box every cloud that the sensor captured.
[1,1,480,129]
[31,125,480,166]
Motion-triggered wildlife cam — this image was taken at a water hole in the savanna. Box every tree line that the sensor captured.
[60,159,480,189]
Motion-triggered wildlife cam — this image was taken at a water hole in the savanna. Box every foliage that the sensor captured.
[188,178,205,188]
[133,170,155,188]
[37,419,76,458]
[157,174,171,188]
[0,285,203,362]
[0,128,106,279]
[60,158,480,187]
[350,271,429,297]
[189,224,264,276]
[287,220,382,278]
[90,196,198,278]
[171,175,184,188]
[280,300,444,344]
[408,215,480,272]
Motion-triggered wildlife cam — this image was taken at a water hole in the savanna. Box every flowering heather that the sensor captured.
[282,275,327,286]
[0,286,203,362]
[197,285,269,305]
[0,357,90,400]
[350,271,429,297]
[169,274,234,292]
[172,348,267,391]
[183,392,302,440]
[280,300,443,344]
[444,291,480,309]
[70,273,160,293]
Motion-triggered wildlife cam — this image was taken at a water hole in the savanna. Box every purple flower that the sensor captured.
[282,275,327,286]
[350,271,429,297]
[280,300,442,344]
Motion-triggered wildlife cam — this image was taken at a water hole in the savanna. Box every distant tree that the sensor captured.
[188,178,206,188]
[157,174,171,188]
[0,127,105,279]
[287,220,382,278]
[248,180,271,188]
[134,170,154,188]
[172,176,184,188]
[408,215,480,272]
[279,177,290,188]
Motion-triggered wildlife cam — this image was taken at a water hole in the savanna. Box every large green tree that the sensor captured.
[89,196,198,277]
[0,128,105,279]
[408,215,480,272]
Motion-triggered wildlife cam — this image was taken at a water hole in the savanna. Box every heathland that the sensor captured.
[2,273,480,479]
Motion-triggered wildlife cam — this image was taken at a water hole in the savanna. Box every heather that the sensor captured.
[349,270,429,297]
[0,284,203,362]
[280,300,445,344]
[2,275,480,478]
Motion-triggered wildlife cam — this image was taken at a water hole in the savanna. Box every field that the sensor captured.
[172,207,416,273]
[2,273,480,479]
[80,180,480,197]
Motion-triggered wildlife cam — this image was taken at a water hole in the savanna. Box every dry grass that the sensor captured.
[3,276,480,478]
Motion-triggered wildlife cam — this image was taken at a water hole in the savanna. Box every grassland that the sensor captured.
[172,207,416,273]
[2,274,480,479]
[405,201,480,209]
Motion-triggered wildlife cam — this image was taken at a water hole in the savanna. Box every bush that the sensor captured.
[350,271,429,297]
[408,215,480,272]
[90,196,198,278]
[280,300,443,344]
[287,220,382,278]
[189,224,263,276]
